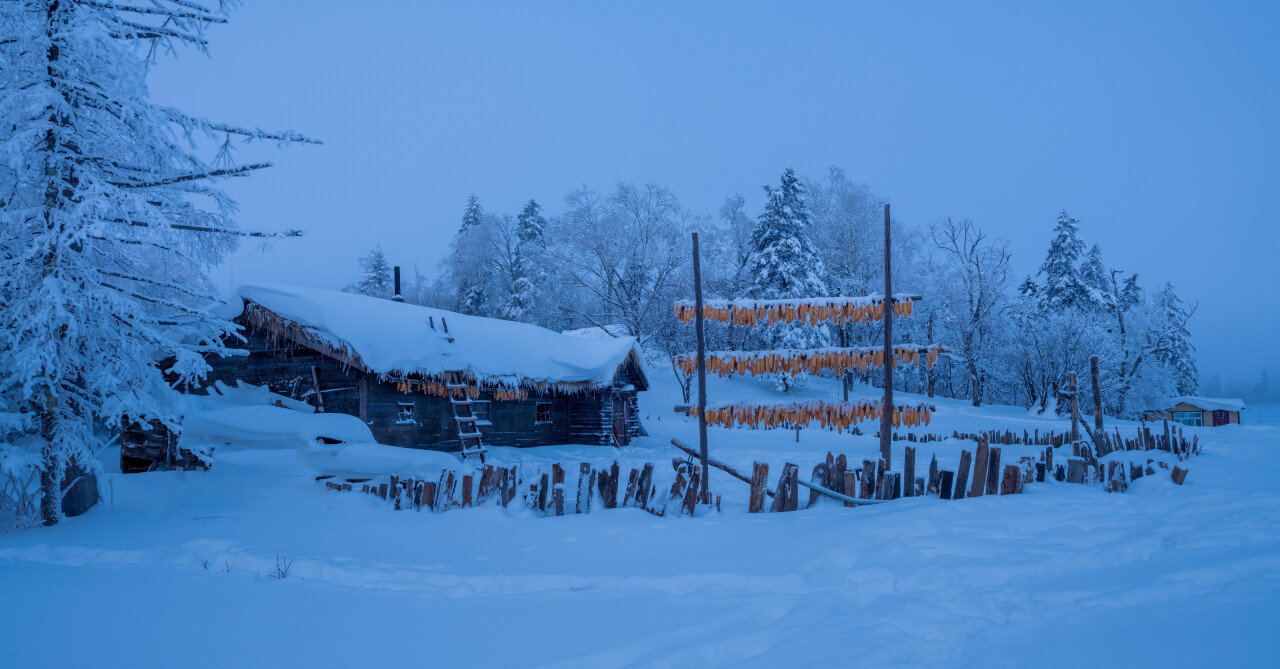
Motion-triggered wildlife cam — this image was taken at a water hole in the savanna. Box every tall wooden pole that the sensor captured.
[1069,371,1079,443]
[1090,355,1104,434]
[880,204,892,470]
[692,232,710,503]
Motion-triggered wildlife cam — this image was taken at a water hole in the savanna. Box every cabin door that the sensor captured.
[1212,410,1229,426]
[611,392,628,446]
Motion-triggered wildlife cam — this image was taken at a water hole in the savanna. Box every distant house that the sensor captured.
[146,284,647,464]
[1149,396,1245,427]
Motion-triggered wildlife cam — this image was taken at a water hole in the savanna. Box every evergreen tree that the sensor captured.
[0,1,314,525]
[345,245,393,298]
[459,194,483,236]
[744,168,830,389]
[1079,244,1111,310]
[1036,210,1090,311]
[1155,282,1198,395]
[1118,274,1143,312]
[503,199,546,322]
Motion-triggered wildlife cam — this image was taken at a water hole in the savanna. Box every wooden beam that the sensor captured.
[670,439,773,498]
[691,232,711,503]
[880,203,893,469]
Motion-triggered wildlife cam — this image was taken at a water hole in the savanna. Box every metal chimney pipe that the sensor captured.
[392,265,405,302]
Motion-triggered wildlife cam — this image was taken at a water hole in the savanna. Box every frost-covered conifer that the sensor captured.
[503,199,546,322]
[0,1,315,524]
[345,245,393,298]
[1079,244,1112,311]
[1156,283,1198,395]
[744,168,830,389]
[1036,211,1090,311]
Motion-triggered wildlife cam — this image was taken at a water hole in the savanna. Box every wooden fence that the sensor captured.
[321,423,1197,517]
[320,458,720,518]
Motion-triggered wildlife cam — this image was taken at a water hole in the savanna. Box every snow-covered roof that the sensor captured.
[1167,396,1246,412]
[231,284,646,390]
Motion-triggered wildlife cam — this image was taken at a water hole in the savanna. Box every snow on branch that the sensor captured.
[83,1,228,23]
[109,162,271,188]
[101,217,304,238]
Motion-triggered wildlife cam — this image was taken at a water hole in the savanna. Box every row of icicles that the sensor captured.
[685,401,933,432]
[675,345,941,378]
[673,297,915,327]
[395,380,529,401]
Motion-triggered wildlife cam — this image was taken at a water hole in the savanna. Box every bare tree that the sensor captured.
[931,218,1011,406]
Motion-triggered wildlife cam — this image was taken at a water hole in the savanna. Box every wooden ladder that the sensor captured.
[445,371,487,463]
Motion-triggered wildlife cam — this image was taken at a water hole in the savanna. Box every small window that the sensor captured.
[396,402,416,425]
[472,400,490,424]
[1172,411,1202,427]
[535,402,552,424]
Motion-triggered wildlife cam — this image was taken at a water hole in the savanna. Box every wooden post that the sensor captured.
[461,474,473,508]
[1000,465,1021,495]
[358,375,369,423]
[860,459,876,499]
[938,470,955,500]
[310,365,324,412]
[843,470,857,507]
[1091,355,1103,433]
[903,446,916,498]
[748,462,769,513]
[691,232,711,503]
[1068,371,1078,443]
[576,462,591,514]
[551,463,565,516]
[954,450,972,500]
[880,204,893,470]
[985,447,1002,495]
[969,438,989,498]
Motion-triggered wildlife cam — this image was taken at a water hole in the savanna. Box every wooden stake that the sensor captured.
[692,232,710,503]
[903,446,916,498]
[954,450,972,500]
[748,462,769,513]
[1069,370,1078,443]
[310,365,325,413]
[880,203,893,469]
[985,447,1002,495]
[969,438,989,498]
[1091,355,1103,434]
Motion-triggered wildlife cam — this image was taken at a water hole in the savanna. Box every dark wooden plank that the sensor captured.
[903,446,916,498]
[969,439,989,498]
[576,462,592,514]
[953,450,972,500]
[834,454,848,495]
[843,470,857,508]
[985,447,1002,495]
[636,463,654,510]
[1066,458,1085,484]
[927,454,940,495]
[860,459,876,499]
[1000,464,1020,495]
[748,462,769,513]
[461,474,473,508]
[552,464,565,516]
[938,470,955,500]
[1171,467,1188,485]
[623,468,639,507]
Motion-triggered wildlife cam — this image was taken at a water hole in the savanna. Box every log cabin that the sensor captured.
[1147,396,1245,427]
[190,283,648,457]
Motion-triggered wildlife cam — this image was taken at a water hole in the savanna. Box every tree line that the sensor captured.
[344,167,1199,419]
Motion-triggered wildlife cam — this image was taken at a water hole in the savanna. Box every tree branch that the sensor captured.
[110,162,270,188]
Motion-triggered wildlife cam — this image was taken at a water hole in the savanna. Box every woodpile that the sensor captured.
[674,344,941,378]
[672,295,920,327]
[684,400,933,432]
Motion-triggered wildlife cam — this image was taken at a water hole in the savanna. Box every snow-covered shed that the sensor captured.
[1150,396,1245,427]
[197,284,648,453]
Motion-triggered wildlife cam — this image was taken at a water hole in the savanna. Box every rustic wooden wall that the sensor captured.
[199,325,623,451]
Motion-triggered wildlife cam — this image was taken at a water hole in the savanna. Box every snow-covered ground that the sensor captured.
[3,375,1279,667]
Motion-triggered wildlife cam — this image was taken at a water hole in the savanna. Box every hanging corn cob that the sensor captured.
[683,400,933,432]
[394,379,526,401]
[673,344,944,378]
[672,294,921,327]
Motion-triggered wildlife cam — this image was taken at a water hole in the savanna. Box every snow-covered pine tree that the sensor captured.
[0,1,316,525]
[459,194,483,236]
[1036,210,1090,311]
[1156,282,1198,395]
[503,199,546,322]
[1079,244,1112,311]
[744,168,831,390]
[344,245,393,298]
[447,197,493,315]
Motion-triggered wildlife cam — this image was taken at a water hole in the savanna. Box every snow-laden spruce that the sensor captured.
[744,168,831,390]
[0,1,315,525]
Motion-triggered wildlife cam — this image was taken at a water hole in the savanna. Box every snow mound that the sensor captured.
[177,406,375,457]
[299,442,465,479]
[236,283,644,388]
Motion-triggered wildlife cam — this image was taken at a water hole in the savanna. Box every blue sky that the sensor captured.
[149,1,1279,384]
